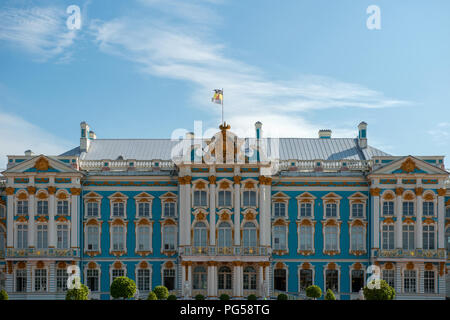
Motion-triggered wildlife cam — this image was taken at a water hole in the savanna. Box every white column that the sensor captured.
[181,263,188,298]
[438,264,446,295]
[179,180,187,246]
[233,177,241,246]
[207,264,213,297]
[207,263,217,298]
[6,191,14,247]
[264,264,270,297]
[70,190,79,248]
[212,265,218,297]
[263,179,272,246]
[395,264,402,294]
[185,179,192,246]
[239,265,244,297]
[258,264,264,297]
[5,270,14,293]
[395,192,402,249]
[418,264,424,294]
[187,264,192,297]
[209,178,216,246]
[233,263,242,297]
[259,181,266,247]
[48,192,56,248]
[437,191,445,248]
[28,191,36,248]
[26,263,32,292]
[416,193,423,249]
[373,194,380,248]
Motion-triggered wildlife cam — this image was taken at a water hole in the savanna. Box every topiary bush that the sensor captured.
[219,294,230,300]
[247,294,257,300]
[153,285,169,300]
[110,276,137,300]
[167,294,177,300]
[277,293,288,300]
[66,284,90,300]
[363,279,395,300]
[305,285,322,300]
[0,289,9,300]
[147,291,158,300]
[195,294,205,300]
[325,289,336,300]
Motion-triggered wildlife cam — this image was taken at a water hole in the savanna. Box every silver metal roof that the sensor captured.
[67,137,390,161]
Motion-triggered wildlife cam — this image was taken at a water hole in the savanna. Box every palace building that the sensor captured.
[0,121,449,300]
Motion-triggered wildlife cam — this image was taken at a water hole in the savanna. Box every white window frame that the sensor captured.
[135,223,153,253]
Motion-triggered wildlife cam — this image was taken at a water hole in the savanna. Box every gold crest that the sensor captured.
[400,158,417,173]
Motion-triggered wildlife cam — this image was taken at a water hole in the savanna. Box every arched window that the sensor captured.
[243,266,257,290]
[325,269,338,292]
[218,222,232,248]
[193,266,207,289]
[299,269,312,292]
[218,266,232,290]
[273,225,287,250]
[274,268,287,291]
[193,222,207,247]
[242,222,257,248]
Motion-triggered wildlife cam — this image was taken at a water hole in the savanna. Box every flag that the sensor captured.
[211,89,223,104]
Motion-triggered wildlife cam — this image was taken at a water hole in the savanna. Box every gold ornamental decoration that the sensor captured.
[47,186,56,195]
[208,176,217,185]
[70,187,81,195]
[233,176,242,185]
[369,188,381,196]
[5,187,15,195]
[35,157,50,171]
[414,187,424,196]
[437,188,446,197]
[400,158,417,173]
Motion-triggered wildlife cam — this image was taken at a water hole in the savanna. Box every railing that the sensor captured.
[180,246,271,256]
[278,159,373,172]
[373,248,446,259]
[7,248,80,258]
[79,159,175,171]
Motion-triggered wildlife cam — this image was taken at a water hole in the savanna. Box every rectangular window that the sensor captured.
[273,226,286,250]
[57,224,69,249]
[403,270,416,293]
[164,202,176,217]
[57,200,69,215]
[351,270,364,293]
[382,224,394,250]
[299,202,312,217]
[87,202,99,217]
[163,269,175,291]
[112,226,125,251]
[423,225,435,250]
[274,202,286,217]
[351,203,364,218]
[423,202,434,216]
[17,201,28,215]
[402,225,415,250]
[193,191,207,207]
[325,226,338,251]
[242,191,256,207]
[383,201,394,216]
[87,269,99,292]
[351,226,364,251]
[137,269,151,291]
[87,226,99,251]
[424,270,435,293]
[299,269,312,292]
[299,225,313,251]
[163,226,176,250]
[138,202,150,217]
[112,269,124,282]
[16,269,27,292]
[56,269,68,292]
[137,226,150,251]
[382,269,395,288]
[36,224,48,249]
[402,202,414,216]
[37,201,48,215]
[325,203,337,217]
[112,202,125,217]
[17,224,28,249]
[218,190,232,207]
[325,270,338,292]
[34,269,47,292]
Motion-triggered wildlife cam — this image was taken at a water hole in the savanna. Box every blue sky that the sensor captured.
[0,0,449,169]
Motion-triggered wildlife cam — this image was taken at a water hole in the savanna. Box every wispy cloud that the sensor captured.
[0,6,76,62]
[0,110,72,170]
[89,1,408,138]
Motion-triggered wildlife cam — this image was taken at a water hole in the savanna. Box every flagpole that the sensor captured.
[221,88,224,125]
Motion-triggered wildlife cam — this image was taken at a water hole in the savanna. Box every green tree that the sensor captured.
[110,276,137,300]
[66,284,90,300]
[363,280,395,300]
[147,291,158,300]
[325,289,336,300]
[277,293,288,300]
[167,294,177,300]
[0,289,9,300]
[247,294,257,300]
[153,285,169,300]
[219,294,230,300]
[195,294,205,300]
[305,285,322,300]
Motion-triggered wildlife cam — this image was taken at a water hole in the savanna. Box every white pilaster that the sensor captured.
[373,195,380,248]
[185,180,191,246]
[49,262,56,293]
[395,194,402,249]
[395,264,402,294]
[437,193,445,248]
[6,193,14,247]
[28,193,35,248]
[26,263,32,292]
[209,179,216,246]
[70,193,79,248]
[416,194,423,249]
[48,193,56,248]
[264,265,270,297]
[418,264,424,294]
[5,271,13,292]
[258,264,264,297]
[234,178,241,246]
[179,183,187,246]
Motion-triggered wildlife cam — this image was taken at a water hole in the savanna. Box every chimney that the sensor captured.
[358,121,367,149]
[24,150,34,156]
[185,132,195,140]
[318,129,332,139]
[255,121,262,139]
[80,122,95,152]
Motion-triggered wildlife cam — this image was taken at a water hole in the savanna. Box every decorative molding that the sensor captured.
[208,176,217,185]
[27,186,36,195]
[70,188,81,196]
[369,188,381,196]
[395,187,404,196]
[400,158,417,173]
[233,176,242,185]
[35,157,50,171]
[414,187,424,196]
[437,188,446,197]
[47,186,57,195]
[5,187,15,195]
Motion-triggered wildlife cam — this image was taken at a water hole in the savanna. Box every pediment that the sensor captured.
[371,156,448,176]
[2,155,82,175]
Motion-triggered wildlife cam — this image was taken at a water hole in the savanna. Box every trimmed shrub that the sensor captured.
[247,294,257,300]
[325,289,336,300]
[147,291,158,300]
[277,293,288,300]
[110,276,137,300]
[153,285,169,300]
[219,294,230,300]
[0,289,9,300]
[195,294,205,300]
[363,279,395,300]
[167,294,177,300]
[305,285,322,300]
[66,284,90,300]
